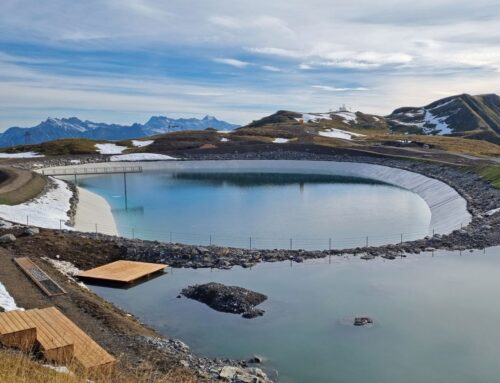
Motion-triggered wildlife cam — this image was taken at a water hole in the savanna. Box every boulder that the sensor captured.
[0,234,16,243]
[24,227,40,236]
[181,282,267,318]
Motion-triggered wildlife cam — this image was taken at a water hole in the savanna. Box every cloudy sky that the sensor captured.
[0,0,499,129]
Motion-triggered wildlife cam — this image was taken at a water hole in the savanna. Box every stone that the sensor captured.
[247,356,263,364]
[242,309,265,319]
[24,227,40,236]
[0,234,16,243]
[354,317,373,326]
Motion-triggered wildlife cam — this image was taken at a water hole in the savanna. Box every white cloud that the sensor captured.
[0,0,498,129]
[261,65,281,72]
[312,85,369,92]
[213,58,251,68]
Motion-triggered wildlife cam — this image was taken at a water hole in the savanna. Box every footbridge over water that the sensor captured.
[40,166,142,209]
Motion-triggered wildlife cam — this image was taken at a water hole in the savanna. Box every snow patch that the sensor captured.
[42,257,88,289]
[296,113,332,123]
[132,140,153,148]
[485,207,500,217]
[0,178,73,230]
[273,138,290,143]
[0,152,44,158]
[335,111,357,123]
[423,111,452,135]
[42,257,81,277]
[318,128,366,140]
[110,153,177,162]
[220,137,229,142]
[95,143,127,154]
[0,282,20,311]
[297,111,357,124]
[428,98,455,110]
[217,130,232,134]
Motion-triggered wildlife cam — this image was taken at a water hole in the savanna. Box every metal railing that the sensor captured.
[41,166,142,176]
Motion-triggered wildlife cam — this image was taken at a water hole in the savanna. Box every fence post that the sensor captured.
[366,236,368,247]
[59,220,63,230]
[400,233,403,244]
[329,238,332,251]
[289,238,293,251]
[249,236,252,250]
[26,215,29,225]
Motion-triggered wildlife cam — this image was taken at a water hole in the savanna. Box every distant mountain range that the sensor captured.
[245,93,500,144]
[0,115,239,148]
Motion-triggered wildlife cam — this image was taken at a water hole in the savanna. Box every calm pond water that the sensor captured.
[75,170,431,249]
[91,247,500,383]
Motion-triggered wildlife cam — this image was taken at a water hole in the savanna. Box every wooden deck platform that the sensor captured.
[0,307,115,373]
[14,257,66,296]
[77,260,167,284]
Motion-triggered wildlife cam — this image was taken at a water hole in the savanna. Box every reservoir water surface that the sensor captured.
[76,169,431,249]
[91,247,500,383]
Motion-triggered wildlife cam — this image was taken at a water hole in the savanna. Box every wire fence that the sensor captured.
[62,216,466,251]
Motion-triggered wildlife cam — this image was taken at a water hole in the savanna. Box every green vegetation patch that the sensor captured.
[479,165,500,189]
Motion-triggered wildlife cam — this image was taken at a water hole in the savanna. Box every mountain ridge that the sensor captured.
[0,115,239,148]
[243,93,500,145]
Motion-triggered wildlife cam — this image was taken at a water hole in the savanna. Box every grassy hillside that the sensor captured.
[2,139,101,156]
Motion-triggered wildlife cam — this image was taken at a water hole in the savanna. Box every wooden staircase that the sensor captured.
[0,307,115,374]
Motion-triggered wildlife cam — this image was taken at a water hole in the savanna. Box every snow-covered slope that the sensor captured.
[387,93,500,136]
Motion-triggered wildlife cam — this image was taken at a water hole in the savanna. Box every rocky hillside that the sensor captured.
[387,94,500,143]
[243,94,500,145]
[246,109,385,130]
[0,115,238,148]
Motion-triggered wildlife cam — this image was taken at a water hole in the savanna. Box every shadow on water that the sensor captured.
[78,270,167,290]
[171,172,391,188]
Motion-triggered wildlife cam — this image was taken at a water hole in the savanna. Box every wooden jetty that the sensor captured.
[77,260,167,284]
[0,307,115,373]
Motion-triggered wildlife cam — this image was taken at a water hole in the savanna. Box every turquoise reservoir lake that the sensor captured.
[91,247,500,383]
[75,169,431,249]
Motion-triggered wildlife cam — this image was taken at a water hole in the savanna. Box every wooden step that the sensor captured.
[37,307,115,373]
[0,307,115,374]
[0,310,37,351]
[22,309,74,363]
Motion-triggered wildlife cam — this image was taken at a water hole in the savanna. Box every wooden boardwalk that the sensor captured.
[0,307,115,373]
[78,260,167,283]
[14,257,66,296]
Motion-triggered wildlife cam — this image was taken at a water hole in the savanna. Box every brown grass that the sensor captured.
[2,139,101,156]
[0,349,197,383]
[361,133,500,156]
